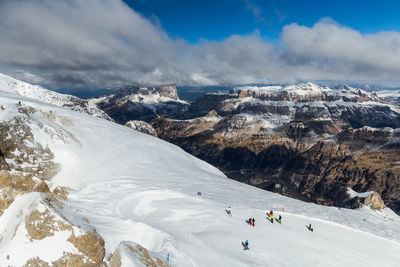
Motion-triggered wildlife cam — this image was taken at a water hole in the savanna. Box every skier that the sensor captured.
[277,215,282,224]
[252,218,255,226]
[241,240,249,250]
[307,223,313,232]
[247,218,252,225]
[268,211,274,223]
[225,206,232,216]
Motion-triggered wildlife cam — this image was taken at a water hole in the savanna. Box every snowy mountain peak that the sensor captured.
[107,85,187,105]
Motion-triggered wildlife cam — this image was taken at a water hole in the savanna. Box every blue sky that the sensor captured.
[1,0,400,88]
[125,0,400,42]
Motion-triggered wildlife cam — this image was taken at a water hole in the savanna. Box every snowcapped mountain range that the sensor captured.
[0,73,399,266]
[224,83,400,129]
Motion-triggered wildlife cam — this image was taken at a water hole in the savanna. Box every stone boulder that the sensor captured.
[364,192,386,210]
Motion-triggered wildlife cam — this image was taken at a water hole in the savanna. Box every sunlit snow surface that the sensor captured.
[0,76,399,266]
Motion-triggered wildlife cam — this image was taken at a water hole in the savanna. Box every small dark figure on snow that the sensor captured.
[252,218,255,226]
[225,206,232,216]
[277,215,282,224]
[246,218,252,225]
[307,223,313,232]
[242,240,249,250]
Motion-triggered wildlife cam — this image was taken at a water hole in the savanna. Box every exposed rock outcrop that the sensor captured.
[109,241,170,267]
[159,86,179,100]
[364,192,386,210]
[125,120,158,137]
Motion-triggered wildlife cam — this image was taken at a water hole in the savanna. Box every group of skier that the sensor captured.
[267,210,282,224]
[224,207,314,250]
[240,209,283,250]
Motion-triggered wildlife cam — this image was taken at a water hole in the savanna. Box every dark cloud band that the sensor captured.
[0,0,399,89]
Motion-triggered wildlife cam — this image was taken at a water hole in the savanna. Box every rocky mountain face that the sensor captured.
[93,85,189,124]
[97,83,400,214]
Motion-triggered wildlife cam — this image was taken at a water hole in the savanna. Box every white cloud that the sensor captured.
[282,19,400,79]
[0,1,399,88]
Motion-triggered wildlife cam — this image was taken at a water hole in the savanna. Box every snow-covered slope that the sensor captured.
[0,73,111,120]
[0,78,399,266]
